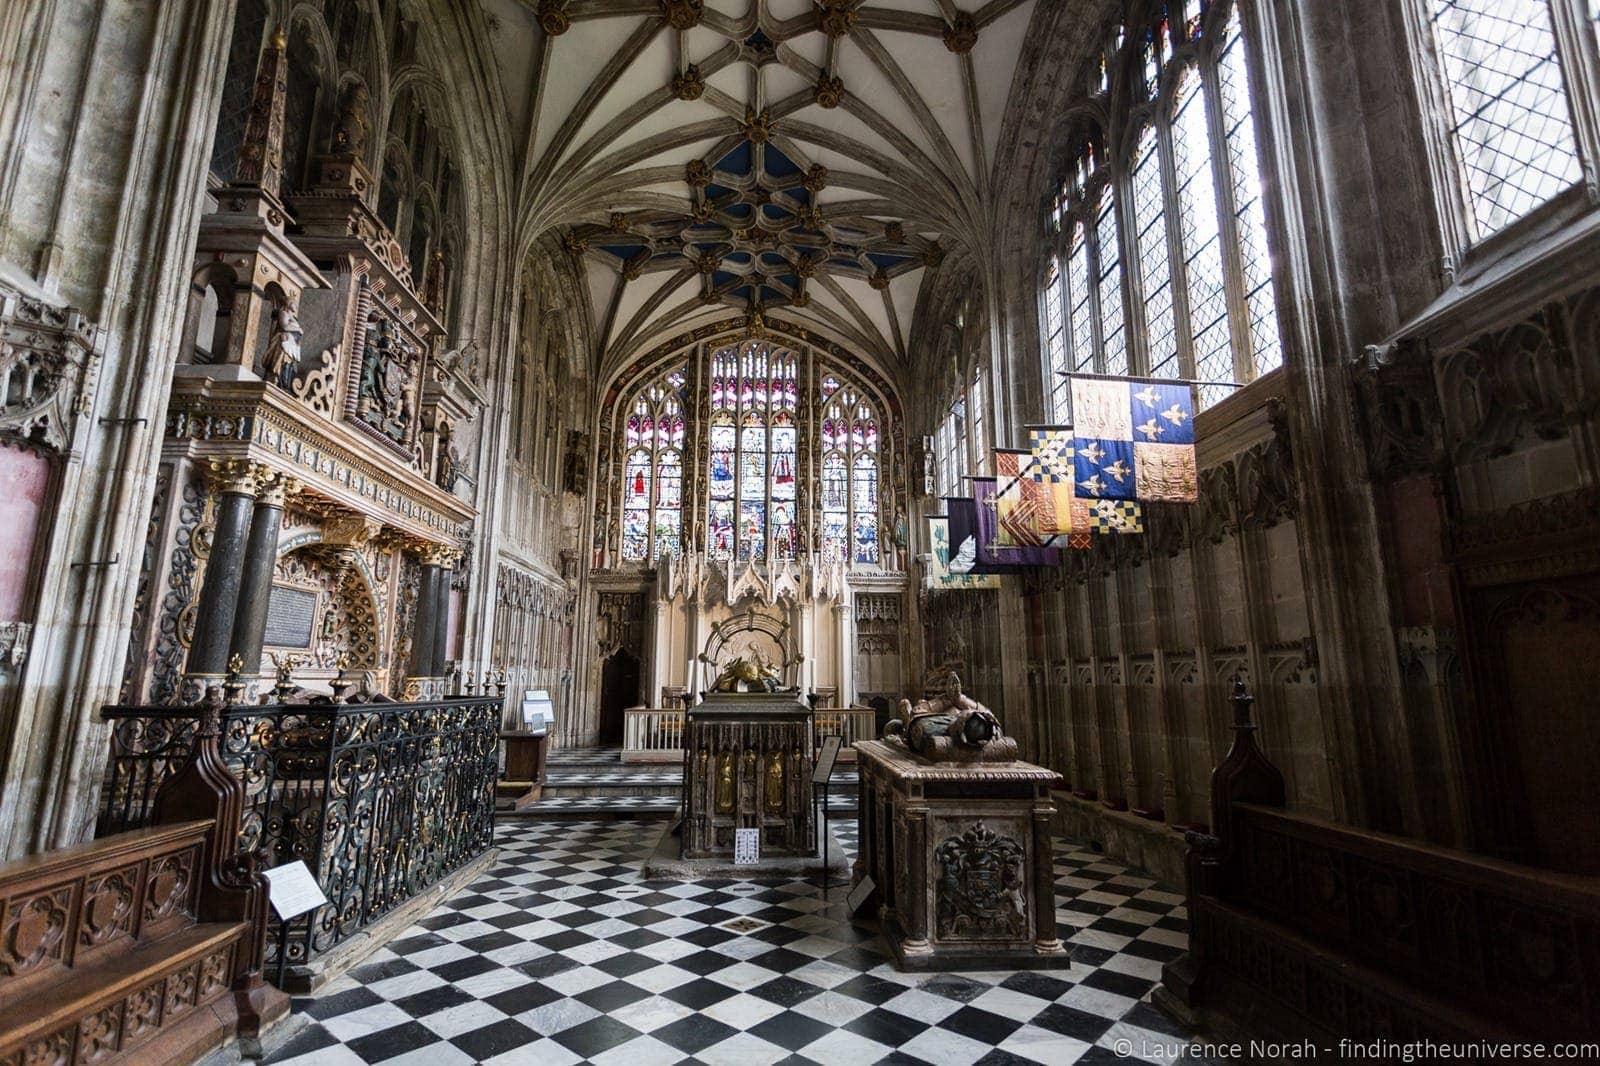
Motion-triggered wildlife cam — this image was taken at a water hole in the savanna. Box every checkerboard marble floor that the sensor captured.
[265,820,1216,1065]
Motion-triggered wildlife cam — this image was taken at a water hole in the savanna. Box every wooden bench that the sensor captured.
[0,694,286,1064]
[1159,681,1600,1046]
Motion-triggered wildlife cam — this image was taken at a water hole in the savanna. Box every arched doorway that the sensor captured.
[597,648,640,747]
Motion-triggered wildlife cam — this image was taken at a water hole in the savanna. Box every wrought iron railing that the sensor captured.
[96,696,500,969]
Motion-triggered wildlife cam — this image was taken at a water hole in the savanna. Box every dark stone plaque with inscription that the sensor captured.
[264,585,317,648]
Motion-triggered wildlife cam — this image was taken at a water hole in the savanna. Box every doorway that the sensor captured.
[597,649,640,747]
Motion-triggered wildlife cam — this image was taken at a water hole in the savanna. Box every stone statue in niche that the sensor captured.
[357,316,414,444]
[261,294,303,390]
[422,250,447,315]
[329,81,370,157]
[884,673,1017,762]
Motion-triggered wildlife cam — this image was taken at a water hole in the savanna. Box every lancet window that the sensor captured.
[621,368,688,562]
[1041,1,1284,414]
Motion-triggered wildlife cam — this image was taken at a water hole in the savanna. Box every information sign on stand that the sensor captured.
[262,861,328,920]
[733,828,761,865]
[813,736,842,786]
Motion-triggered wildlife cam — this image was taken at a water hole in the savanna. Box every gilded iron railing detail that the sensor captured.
[96,696,500,967]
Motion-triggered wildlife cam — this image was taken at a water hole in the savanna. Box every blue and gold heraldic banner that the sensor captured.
[1068,375,1198,504]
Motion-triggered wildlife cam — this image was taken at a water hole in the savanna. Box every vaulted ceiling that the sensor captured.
[476,0,1044,376]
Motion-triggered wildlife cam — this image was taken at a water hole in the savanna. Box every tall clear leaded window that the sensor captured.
[1040,1,1283,413]
[1425,0,1592,239]
[621,368,687,561]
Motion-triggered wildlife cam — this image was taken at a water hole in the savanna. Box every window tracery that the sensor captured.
[612,339,891,569]
[1040,1,1283,415]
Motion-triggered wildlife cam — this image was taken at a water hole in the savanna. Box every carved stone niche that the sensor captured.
[0,284,96,453]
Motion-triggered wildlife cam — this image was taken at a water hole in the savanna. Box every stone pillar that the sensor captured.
[833,595,854,706]
[228,475,294,681]
[1032,797,1064,954]
[901,800,931,955]
[186,461,268,687]
[410,561,443,682]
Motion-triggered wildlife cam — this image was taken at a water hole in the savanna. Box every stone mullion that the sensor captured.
[1187,529,1228,823]
[1049,575,1078,787]
[1083,569,1115,802]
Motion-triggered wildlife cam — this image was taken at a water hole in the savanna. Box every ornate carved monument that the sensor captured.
[855,678,1067,971]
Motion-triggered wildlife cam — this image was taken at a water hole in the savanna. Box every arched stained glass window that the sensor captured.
[619,368,686,561]
[820,374,880,564]
[707,341,798,561]
[1131,123,1178,378]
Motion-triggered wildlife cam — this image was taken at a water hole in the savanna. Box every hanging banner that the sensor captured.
[926,514,1000,590]
[972,478,1060,569]
[1067,375,1198,504]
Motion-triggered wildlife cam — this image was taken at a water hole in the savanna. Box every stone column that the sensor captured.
[901,799,932,955]
[833,598,852,705]
[1032,796,1064,954]
[186,461,269,688]
[432,560,453,679]
[229,475,295,683]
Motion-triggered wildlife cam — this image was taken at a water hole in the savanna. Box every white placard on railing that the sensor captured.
[263,861,329,920]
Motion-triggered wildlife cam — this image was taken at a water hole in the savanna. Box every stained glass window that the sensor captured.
[820,377,880,564]
[1095,188,1128,377]
[1428,0,1583,237]
[619,369,686,561]
[1043,257,1069,419]
[1216,11,1283,380]
[706,341,799,562]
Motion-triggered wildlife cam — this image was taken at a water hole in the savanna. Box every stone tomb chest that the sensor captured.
[681,691,815,861]
[855,739,1067,971]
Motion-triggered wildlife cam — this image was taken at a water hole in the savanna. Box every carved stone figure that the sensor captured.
[260,294,302,389]
[884,673,1017,762]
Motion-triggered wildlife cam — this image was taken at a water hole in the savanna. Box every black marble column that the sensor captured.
[431,565,453,677]
[187,462,261,677]
[228,476,290,675]
[410,562,443,679]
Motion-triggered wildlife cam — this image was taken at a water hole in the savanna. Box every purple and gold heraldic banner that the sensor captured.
[945,495,1027,575]
[972,477,1060,569]
[1067,375,1198,504]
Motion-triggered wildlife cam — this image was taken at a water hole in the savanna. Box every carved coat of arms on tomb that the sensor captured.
[934,821,1027,940]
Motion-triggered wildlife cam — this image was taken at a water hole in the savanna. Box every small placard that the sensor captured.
[813,736,843,785]
[846,875,877,915]
[733,828,761,865]
[262,861,329,921]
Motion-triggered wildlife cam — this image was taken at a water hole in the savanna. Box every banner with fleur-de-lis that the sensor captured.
[1067,375,1198,504]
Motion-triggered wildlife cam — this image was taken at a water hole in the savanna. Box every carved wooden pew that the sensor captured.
[0,694,286,1064]
[1160,681,1600,1046]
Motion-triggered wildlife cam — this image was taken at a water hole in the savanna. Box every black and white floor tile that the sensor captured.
[265,820,1214,1066]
